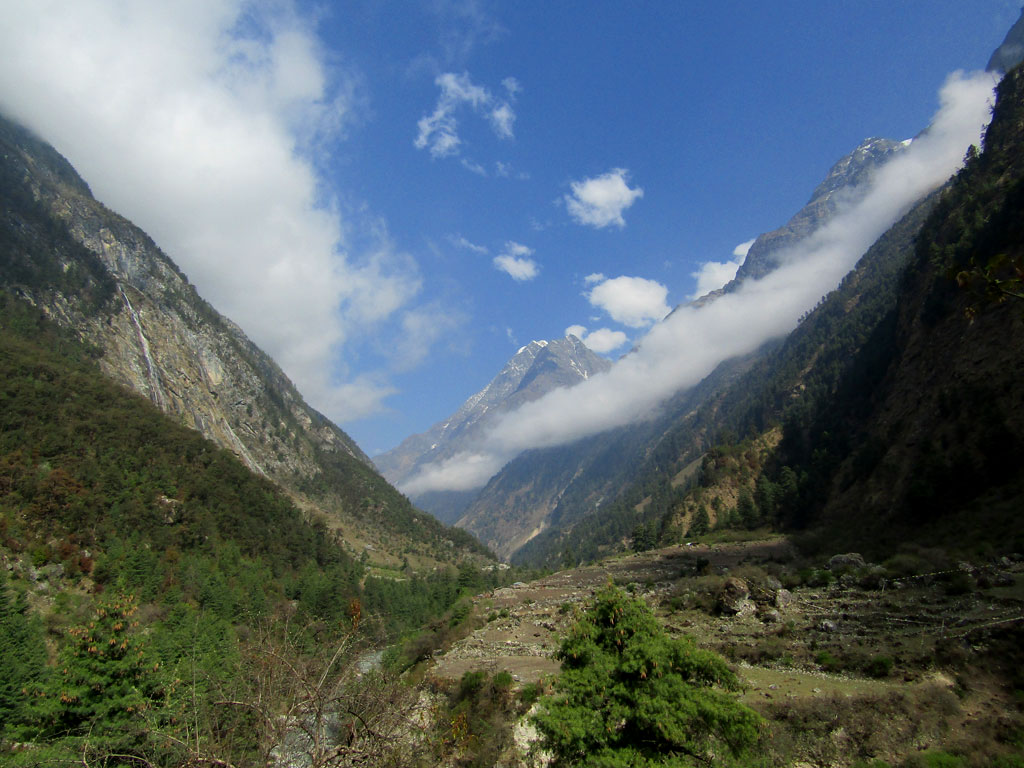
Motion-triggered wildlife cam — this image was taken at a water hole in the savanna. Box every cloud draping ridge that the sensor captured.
[402,70,998,495]
[565,325,629,354]
[0,0,436,424]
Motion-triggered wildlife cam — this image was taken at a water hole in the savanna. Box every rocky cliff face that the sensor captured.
[0,115,484,567]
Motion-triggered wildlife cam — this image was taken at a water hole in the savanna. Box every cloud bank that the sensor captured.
[565,168,644,228]
[402,69,997,495]
[0,0,435,424]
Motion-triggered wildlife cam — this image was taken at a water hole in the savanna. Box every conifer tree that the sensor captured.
[0,570,46,735]
[534,583,762,767]
[27,592,167,758]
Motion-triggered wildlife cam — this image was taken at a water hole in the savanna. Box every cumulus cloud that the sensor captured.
[493,241,539,281]
[0,0,431,424]
[566,325,629,354]
[587,276,671,328]
[565,168,644,228]
[415,71,517,158]
[584,272,606,285]
[402,69,997,495]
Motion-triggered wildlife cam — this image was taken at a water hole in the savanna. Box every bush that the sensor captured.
[815,649,843,673]
[865,654,894,678]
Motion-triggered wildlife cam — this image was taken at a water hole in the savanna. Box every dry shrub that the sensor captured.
[759,683,962,767]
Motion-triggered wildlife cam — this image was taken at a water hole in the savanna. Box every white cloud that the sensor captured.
[402,69,997,495]
[390,303,465,372]
[493,241,539,281]
[688,257,743,300]
[415,71,516,159]
[584,272,606,285]
[565,168,644,228]
[587,276,671,328]
[0,0,435,425]
[566,325,629,354]
[461,157,487,175]
[488,103,515,139]
[733,238,756,258]
[450,235,489,254]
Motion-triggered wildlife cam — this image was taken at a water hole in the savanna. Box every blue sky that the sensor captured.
[0,0,1019,457]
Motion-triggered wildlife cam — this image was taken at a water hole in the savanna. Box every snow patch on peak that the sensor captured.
[517,340,548,355]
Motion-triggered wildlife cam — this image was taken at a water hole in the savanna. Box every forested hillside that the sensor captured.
[0,294,516,764]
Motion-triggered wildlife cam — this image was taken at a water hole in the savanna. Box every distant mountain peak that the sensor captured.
[373,335,611,520]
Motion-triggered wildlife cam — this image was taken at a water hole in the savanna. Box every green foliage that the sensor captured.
[534,583,762,766]
[0,569,46,736]
[865,654,895,678]
[901,750,966,768]
[22,592,168,758]
[437,669,525,768]
[686,505,710,538]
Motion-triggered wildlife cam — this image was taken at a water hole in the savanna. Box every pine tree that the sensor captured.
[27,592,166,758]
[534,583,762,766]
[0,570,46,735]
[686,505,710,538]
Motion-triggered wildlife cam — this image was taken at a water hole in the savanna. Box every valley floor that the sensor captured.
[426,538,1024,766]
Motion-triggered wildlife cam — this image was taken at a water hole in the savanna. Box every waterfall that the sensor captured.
[119,286,167,410]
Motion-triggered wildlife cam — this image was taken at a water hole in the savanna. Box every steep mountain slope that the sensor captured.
[987,7,1024,74]
[516,190,940,566]
[778,63,1024,556]
[448,136,913,561]
[0,115,487,567]
[535,62,1024,568]
[374,336,610,523]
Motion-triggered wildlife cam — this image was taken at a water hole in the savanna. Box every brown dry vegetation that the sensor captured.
[426,538,1024,766]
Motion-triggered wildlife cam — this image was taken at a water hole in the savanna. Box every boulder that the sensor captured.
[828,553,866,570]
[719,577,755,617]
